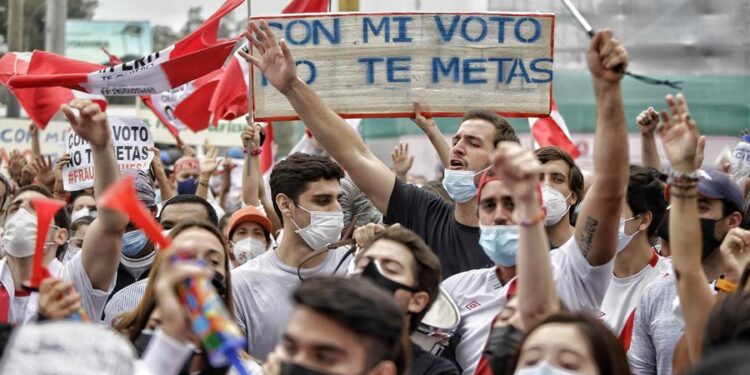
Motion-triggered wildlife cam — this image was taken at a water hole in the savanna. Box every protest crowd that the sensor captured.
[0,1,749,375]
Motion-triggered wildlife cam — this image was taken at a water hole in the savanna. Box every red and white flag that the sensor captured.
[173,68,225,132]
[528,99,580,159]
[0,52,106,129]
[9,0,244,97]
[209,0,330,125]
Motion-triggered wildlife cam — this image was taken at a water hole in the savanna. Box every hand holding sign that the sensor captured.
[411,103,437,131]
[239,21,298,95]
[61,99,111,150]
[586,30,629,84]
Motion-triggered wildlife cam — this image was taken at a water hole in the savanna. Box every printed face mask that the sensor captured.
[232,237,266,266]
[292,204,343,251]
[442,167,488,203]
[617,216,640,253]
[479,225,520,266]
[542,185,571,226]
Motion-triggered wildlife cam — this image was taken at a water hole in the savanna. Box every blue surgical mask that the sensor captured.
[617,216,640,253]
[177,178,198,195]
[122,229,148,257]
[442,168,487,203]
[479,225,520,266]
[516,361,579,375]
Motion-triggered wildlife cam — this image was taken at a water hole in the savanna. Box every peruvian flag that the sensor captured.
[173,68,226,132]
[209,0,330,125]
[0,52,106,129]
[9,0,244,97]
[528,99,580,159]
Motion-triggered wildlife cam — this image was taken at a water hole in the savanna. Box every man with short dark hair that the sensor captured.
[232,153,352,360]
[535,146,584,249]
[264,277,405,375]
[353,225,459,374]
[629,167,745,375]
[241,23,521,278]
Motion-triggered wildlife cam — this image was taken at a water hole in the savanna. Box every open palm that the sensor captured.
[239,21,298,94]
[658,94,699,172]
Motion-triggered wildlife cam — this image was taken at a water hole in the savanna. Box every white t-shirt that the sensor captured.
[441,236,613,375]
[231,247,352,360]
[0,252,114,324]
[600,251,672,346]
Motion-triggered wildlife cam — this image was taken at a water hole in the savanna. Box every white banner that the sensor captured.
[251,12,555,121]
[63,116,154,191]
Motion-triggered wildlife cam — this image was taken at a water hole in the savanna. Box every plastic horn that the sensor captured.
[98,176,171,250]
[23,198,65,290]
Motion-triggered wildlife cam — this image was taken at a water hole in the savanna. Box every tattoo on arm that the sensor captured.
[579,217,599,259]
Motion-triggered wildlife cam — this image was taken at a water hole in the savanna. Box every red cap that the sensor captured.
[227,205,273,239]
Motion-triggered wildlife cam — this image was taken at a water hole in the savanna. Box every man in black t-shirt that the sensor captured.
[240,21,520,277]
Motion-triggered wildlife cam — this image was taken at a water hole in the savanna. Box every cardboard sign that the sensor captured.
[63,116,154,191]
[251,12,555,121]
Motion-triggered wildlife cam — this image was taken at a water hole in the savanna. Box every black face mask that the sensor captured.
[360,260,419,295]
[280,361,335,375]
[700,218,726,260]
[483,324,524,375]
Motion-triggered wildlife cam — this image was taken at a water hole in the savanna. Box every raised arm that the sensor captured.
[493,142,559,329]
[241,123,262,207]
[412,103,450,168]
[637,107,662,171]
[574,30,630,266]
[61,99,127,291]
[30,124,41,158]
[151,146,175,202]
[658,93,713,364]
[239,21,395,213]
[196,148,218,200]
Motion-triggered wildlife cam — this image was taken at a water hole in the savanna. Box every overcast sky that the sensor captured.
[94,1,282,31]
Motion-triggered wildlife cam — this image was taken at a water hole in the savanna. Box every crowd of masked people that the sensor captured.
[0,22,747,375]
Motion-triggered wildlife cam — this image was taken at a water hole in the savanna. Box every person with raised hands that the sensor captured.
[240,20,520,278]
[411,102,451,169]
[628,94,745,375]
[0,99,123,324]
[240,121,281,234]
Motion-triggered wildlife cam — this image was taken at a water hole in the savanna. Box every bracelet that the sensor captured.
[244,147,262,156]
[669,191,698,199]
[519,210,546,227]
[714,275,737,293]
[669,170,700,184]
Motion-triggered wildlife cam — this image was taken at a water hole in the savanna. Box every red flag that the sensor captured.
[209,0,330,125]
[173,69,225,132]
[9,0,243,96]
[0,52,107,129]
[283,0,329,13]
[528,99,581,159]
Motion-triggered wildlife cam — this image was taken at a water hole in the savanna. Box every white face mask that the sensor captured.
[542,185,572,226]
[2,208,55,258]
[617,216,640,253]
[62,244,81,263]
[232,237,267,267]
[292,205,344,251]
[517,361,580,375]
[71,207,91,223]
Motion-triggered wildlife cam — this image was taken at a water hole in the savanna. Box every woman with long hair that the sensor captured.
[112,219,238,375]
